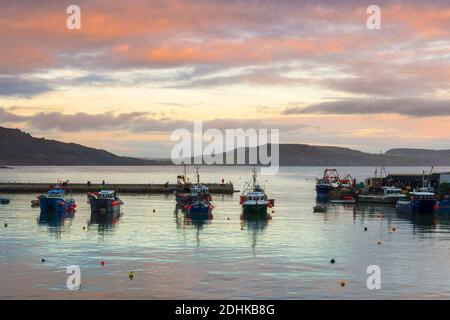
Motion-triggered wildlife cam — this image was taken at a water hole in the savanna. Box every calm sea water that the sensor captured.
[0,166,449,299]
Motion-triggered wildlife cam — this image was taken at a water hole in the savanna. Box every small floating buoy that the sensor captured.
[128,271,134,280]
[330,259,335,264]
[376,214,381,218]
[364,227,368,231]
[271,210,275,214]
[83,226,86,230]
[4,223,7,228]
[153,209,155,213]
[41,258,45,263]
[340,281,346,287]
[377,241,382,245]
[392,227,396,232]
[101,260,105,267]
[227,217,230,220]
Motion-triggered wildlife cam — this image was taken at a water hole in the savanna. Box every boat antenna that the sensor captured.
[196,166,200,186]
[252,166,257,188]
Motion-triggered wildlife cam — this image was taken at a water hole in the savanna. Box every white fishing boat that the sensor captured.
[240,167,274,216]
[358,186,406,204]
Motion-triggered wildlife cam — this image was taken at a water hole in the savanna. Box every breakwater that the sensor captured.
[0,182,234,194]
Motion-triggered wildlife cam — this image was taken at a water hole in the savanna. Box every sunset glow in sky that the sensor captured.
[1,0,450,158]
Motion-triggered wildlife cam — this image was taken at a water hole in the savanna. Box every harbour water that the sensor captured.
[0,166,449,299]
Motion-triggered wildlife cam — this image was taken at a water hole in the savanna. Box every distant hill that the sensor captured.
[2,126,450,166]
[200,144,425,166]
[385,148,450,166]
[191,144,450,166]
[0,127,169,166]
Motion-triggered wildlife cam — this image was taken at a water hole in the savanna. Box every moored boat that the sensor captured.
[39,188,76,214]
[0,198,10,205]
[181,168,214,219]
[395,191,436,215]
[183,185,214,219]
[88,190,122,215]
[240,168,274,217]
[357,186,406,204]
[315,169,340,196]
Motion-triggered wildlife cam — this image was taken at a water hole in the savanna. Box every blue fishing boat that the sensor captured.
[396,191,436,215]
[39,188,76,214]
[182,168,214,219]
[315,169,340,196]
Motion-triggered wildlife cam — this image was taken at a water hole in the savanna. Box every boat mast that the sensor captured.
[252,166,257,189]
[196,166,200,186]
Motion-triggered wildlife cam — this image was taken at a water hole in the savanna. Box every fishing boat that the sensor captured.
[240,168,274,216]
[182,168,214,219]
[87,190,123,215]
[357,186,406,204]
[39,188,76,214]
[315,169,340,196]
[0,198,10,205]
[395,191,436,215]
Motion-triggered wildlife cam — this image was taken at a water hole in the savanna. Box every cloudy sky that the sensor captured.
[1,0,450,158]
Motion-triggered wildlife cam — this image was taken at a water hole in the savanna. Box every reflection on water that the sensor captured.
[174,205,213,248]
[240,214,269,252]
[88,211,122,237]
[354,203,450,235]
[38,210,75,238]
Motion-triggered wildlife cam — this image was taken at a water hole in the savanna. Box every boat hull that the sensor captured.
[185,203,212,219]
[316,184,333,196]
[396,199,436,215]
[357,195,404,204]
[89,199,121,215]
[39,197,75,214]
[242,204,268,216]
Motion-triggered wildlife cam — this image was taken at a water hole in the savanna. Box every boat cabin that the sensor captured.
[98,190,117,200]
[245,191,267,201]
[47,189,65,198]
[190,185,209,195]
[409,192,435,200]
[381,187,402,195]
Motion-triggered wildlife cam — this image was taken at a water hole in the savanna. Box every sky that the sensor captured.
[1,0,450,158]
